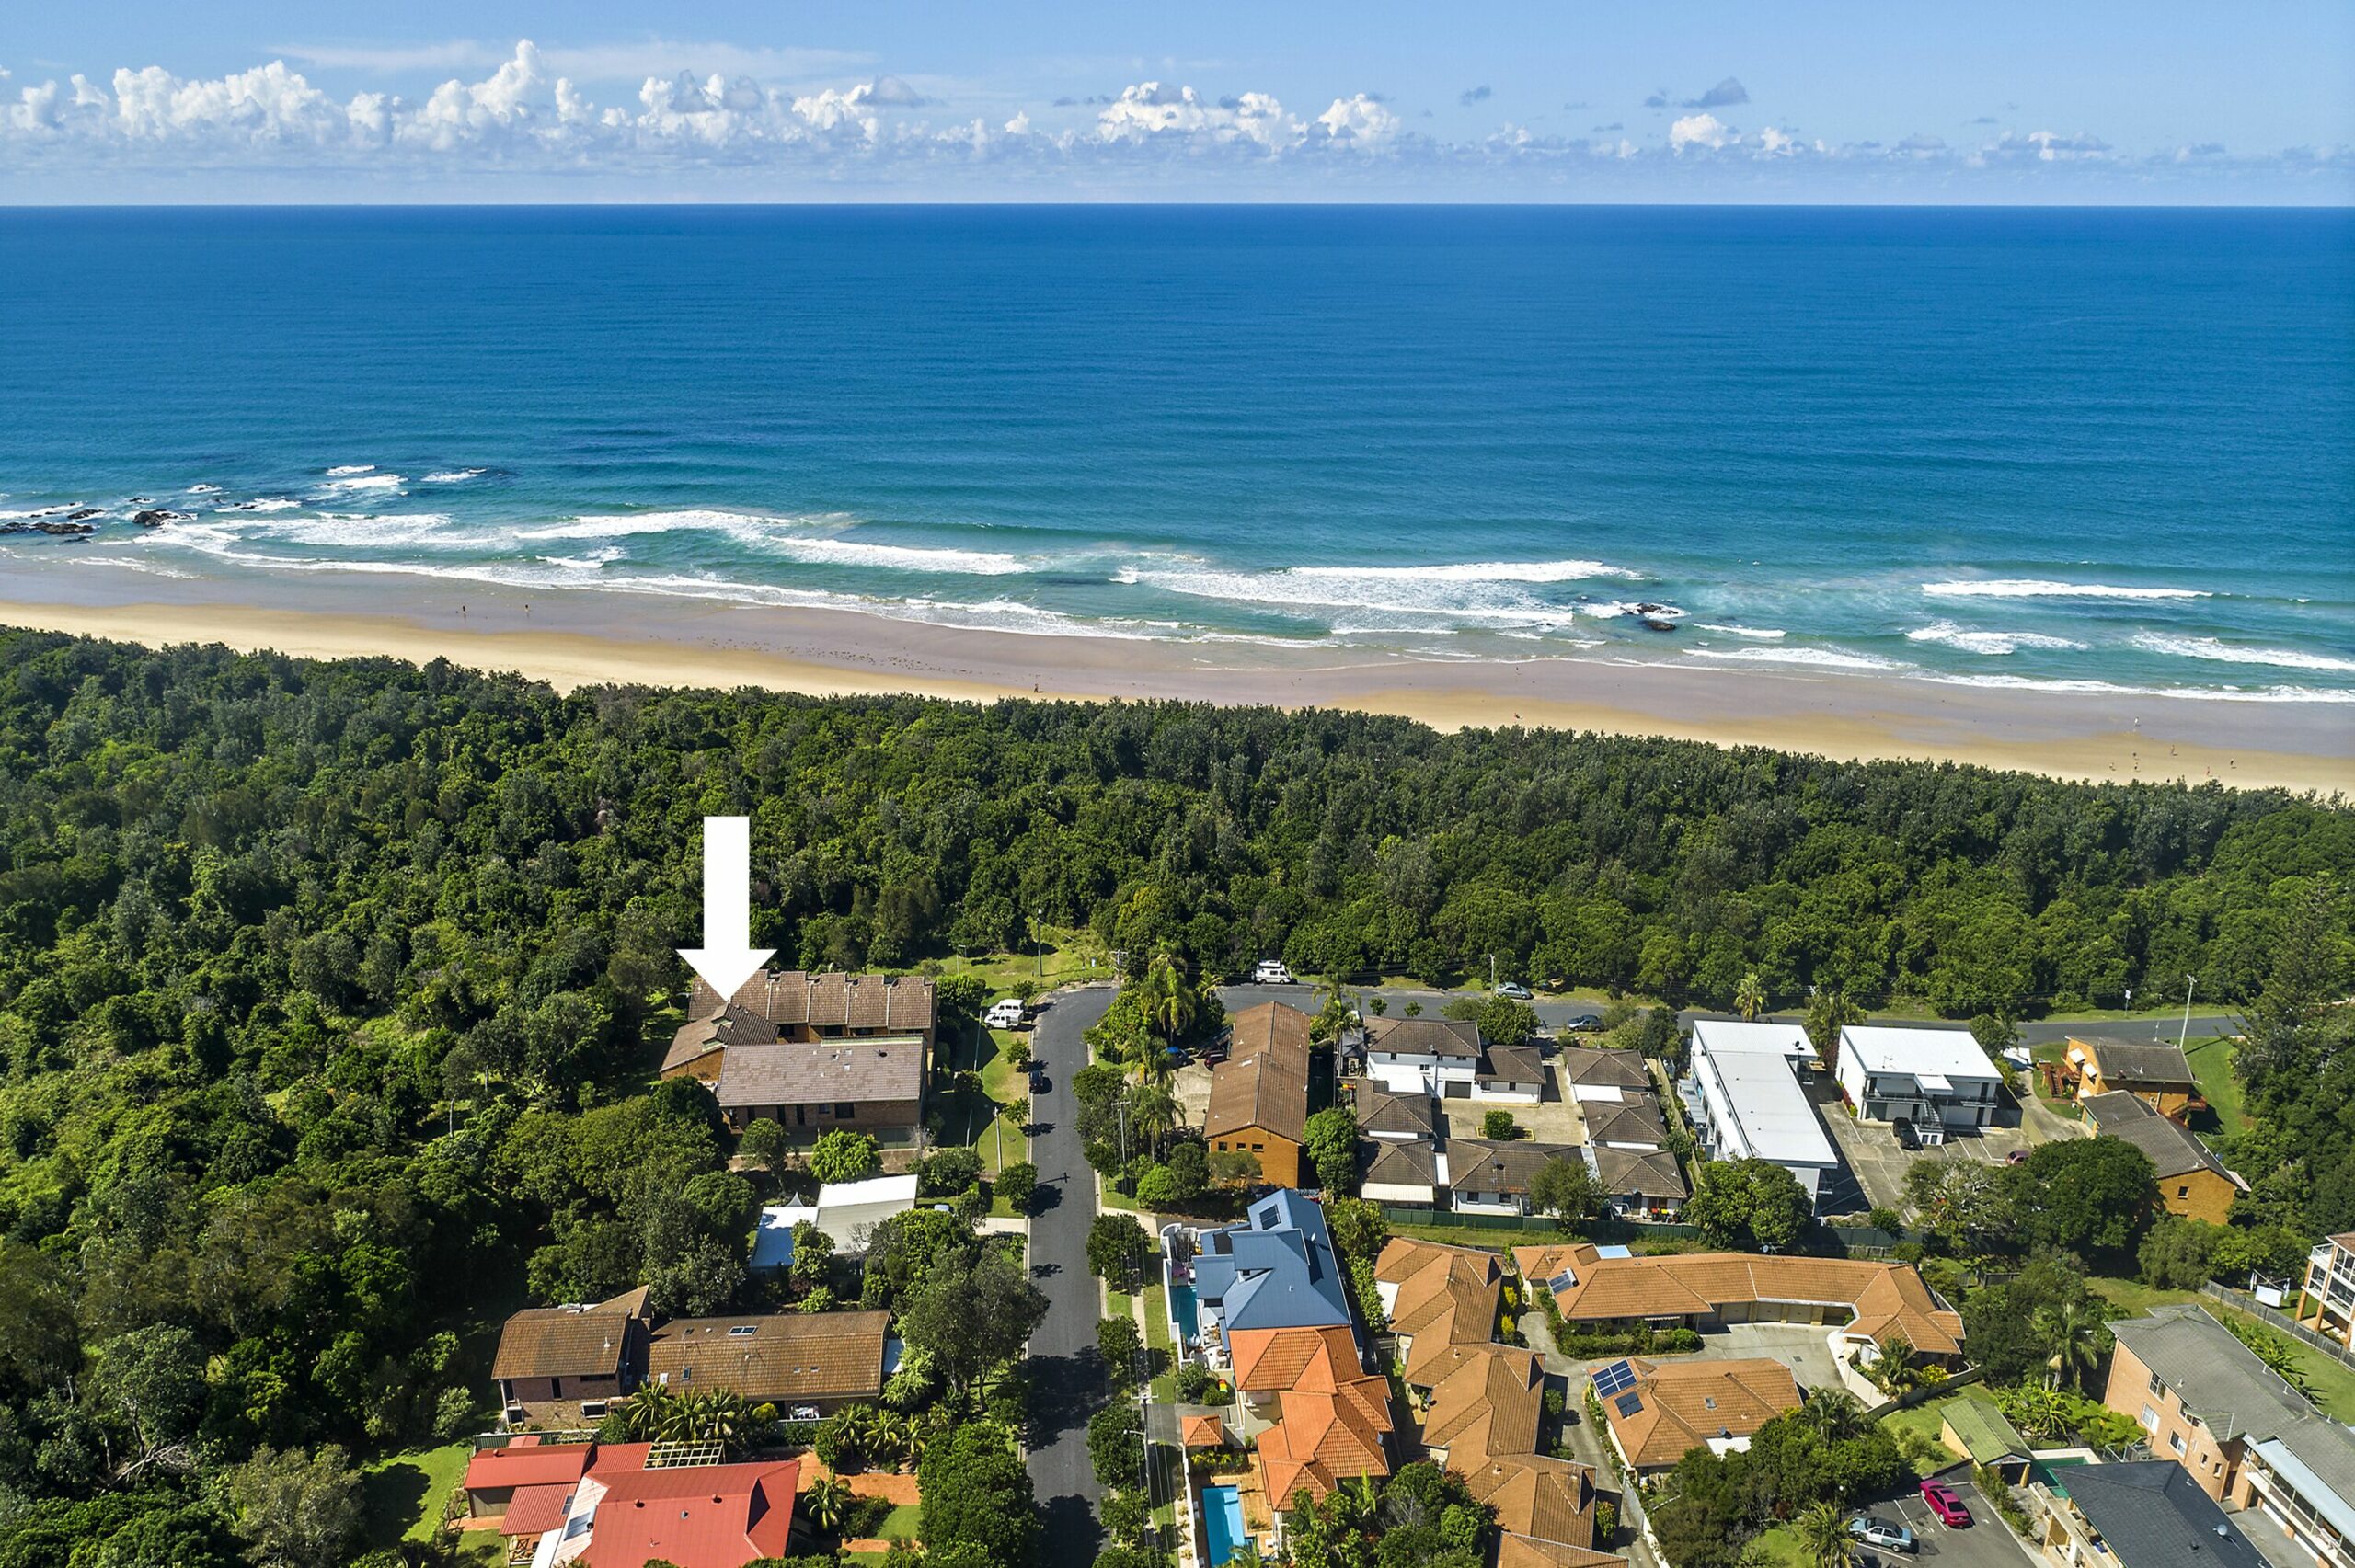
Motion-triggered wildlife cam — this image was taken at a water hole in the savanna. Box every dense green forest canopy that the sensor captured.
[0,628,2349,1562]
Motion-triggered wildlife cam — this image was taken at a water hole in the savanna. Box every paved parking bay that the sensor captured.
[1683,1322,1850,1393]
[1854,1471,2037,1567]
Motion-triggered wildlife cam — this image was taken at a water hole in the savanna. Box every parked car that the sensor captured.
[1494,980,1533,1001]
[1891,1117,1922,1151]
[985,998,1028,1030]
[1919,1479,1972,1527]
[1254,959,1295,985]
[1848,1516,1915,1552]
[2005,1148,2031,1165]
[1563,1013,1603,1032]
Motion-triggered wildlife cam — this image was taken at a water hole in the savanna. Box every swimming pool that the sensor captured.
[1202,1484,1246,1568]
[1170,1282,1200,1345]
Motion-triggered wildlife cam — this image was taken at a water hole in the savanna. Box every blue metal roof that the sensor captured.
[1190,1190,1352,1332]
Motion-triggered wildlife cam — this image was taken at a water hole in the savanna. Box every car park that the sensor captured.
[1849,1516,1914,1552]
[985,998,1028,1029]
[1253,959,1294,984]
[1495,980,1533,1000]
[1919,1478,1972,1527]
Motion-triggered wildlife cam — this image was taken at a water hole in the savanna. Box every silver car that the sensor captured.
[1849,1517,1914,1553]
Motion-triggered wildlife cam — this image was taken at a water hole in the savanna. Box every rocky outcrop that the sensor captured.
[132,509,192,527]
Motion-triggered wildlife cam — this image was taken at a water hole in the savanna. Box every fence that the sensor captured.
[1377,1206,1899,1253]
[2203,1282,2355,1373]
[1858,1365,1986,1422]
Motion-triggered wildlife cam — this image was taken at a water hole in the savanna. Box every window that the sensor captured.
[2149,1371,2165,1396]
[2178,1185,2190,1197]
[835,1102,856,1117]
[2170,1432,2186,1454]
[2141,1404,2160,1430]
[728,1325,757,1337]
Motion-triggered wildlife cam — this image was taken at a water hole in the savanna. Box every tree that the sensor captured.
[1480,1109,1521,1140]
[1530,1157,1599,1230]
[1734,972,1767,1023]
[87,1325,206,1481]
[805,1474,853,1535]
[997,1162,1039,1214]
[1304,1106,1360,1195]
[789,1220,836,1294]
[1686,1158,1811,1252]
[1129,1083,1179,1153]
[2035,1295,2108,1391]
[1806,989,1864,1066]
[1141,953,1200,1050]
[1087,1403,1143,1489]
[2139,1215,2221,1289]
[2016,1137,2157,1260]
[740,1117,791,1183]
[218,1445,364,1568]
[1964,1258,2098,1386]
[1097,1316,1143,1386]
[899,1248,1048,1396]
[1902,1157,2016,1258]
[1087,1215,1146,1288]
[1208,1147,1263,1190]
[811,1128,882,1185]
[921,1146,984,1198]
[1475,997,1540,1048]
[918,1423,1039,1568]
[1793,1501,1855,1568]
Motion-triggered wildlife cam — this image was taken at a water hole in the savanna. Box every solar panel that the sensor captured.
[1591,1359,1635,1398]
[1614,1391,1644,1418]
[1547,1268,1579,1293]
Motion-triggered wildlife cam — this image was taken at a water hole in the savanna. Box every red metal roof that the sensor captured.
[581,1459,799,1568]
[496,1482,579,1538]
[464,1441,594,1493]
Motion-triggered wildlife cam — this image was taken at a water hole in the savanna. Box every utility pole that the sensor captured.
[1034,907,1044,981]
[2178,975,2197,1053]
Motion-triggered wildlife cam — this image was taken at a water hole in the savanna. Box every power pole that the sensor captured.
[2178,975,2197,1053]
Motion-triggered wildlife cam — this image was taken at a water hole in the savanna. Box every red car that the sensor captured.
[1920,1479,1973,1527]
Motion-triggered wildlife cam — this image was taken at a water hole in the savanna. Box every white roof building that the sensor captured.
[1683,1021,1841,1207]
[1835,1025,2002,1132]
[750,1172,921,1267]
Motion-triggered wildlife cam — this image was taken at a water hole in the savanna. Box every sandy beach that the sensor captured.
[2,567,2347,795]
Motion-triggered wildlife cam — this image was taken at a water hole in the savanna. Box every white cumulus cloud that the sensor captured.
[1670,112,1732,152]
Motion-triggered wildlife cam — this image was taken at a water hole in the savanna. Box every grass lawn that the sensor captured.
[2087,1276,2200,1317]
[907,929,1114,996]
[2182,1035,2247,1139]
[1739,1526,1809,1566]
[879,1502,923,1541]
[360,1441,475,1549]
[1878,1384,2001,1474]
[1143,1278,1177,1401]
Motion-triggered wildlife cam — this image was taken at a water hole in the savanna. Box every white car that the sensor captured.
[985,999,1027,1029]
[1254,960,1295,985]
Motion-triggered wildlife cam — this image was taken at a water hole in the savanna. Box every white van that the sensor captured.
[985,998,1028,1030]
[1253,960,1294,985]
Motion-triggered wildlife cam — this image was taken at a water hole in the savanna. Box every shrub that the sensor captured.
[1174,1363,1212,1402]
[1481,1109,1521,1140]
[810,1129,881,1185]
[919,1147,983,1197]
[996,1162,1038,1213]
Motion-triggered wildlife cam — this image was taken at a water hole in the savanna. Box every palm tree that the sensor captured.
[1130,1083,1179,1153]
[2036,1297,2107,1391]
[1142,952,1198,1050]
[1330,1474,1380,1535]
[872,1409,916,1470]
[612,1385,672,1441]
[1792,1501,1855,1568]
[845,1402,890,1459]
[805,1474,852,1536]
[1871,1331,1915,1394]
[1997,1381,2070,1440]
[1735,971,1767,1022]
[1798,1386,1865,1440]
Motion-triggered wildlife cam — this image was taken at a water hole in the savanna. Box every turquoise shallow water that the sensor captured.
[2,206,2349,699]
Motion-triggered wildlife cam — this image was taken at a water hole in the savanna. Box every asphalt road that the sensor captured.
[1022,983,1116,1568]
[1213,981,2237,1047]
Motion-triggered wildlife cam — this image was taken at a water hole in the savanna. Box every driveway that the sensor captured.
[1684,1322,1850,1395]
[1853,1467,2038,1566]
[1025,983,1116,1568]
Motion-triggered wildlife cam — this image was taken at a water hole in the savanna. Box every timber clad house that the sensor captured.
[1207,1002,1314,1188]
[489,1288,651,1428]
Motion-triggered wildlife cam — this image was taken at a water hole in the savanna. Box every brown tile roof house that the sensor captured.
[1521,1243,1964,1357]
[712,1037,926,1137]
[1479,1044,1549,1094]
[2083,1091,2246,1223]
[1364,1015,1483,1059]
[1421,1343,1545,1461]
[1349,1077,1437,1140]
[1207,1002,1314,1186]
[1374,1237,1503,1382]
[1448,1139,1580,1208]
[1557,1047,1651,1093]
[2077,1038,2196,1087]
[688,970,936,1043]
[647,1310,890,1412]
[661,1005,780,1081]
[1590,1147,1688,1215]
[491,1288,651,1427]
[1467,1453,1612,1568]
[1227,1001,1314,1070]
[1580,1095,1668,1150]
[1226,1324,1396,1505]
[1361,1139,1440,1199]
[1599,1357,1804,1471]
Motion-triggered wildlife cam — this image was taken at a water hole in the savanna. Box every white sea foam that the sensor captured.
[1907,622,2087,656]
[1131,564,1576,625]
[1686,646,1905,671]
[324,464,376,476]
[316,473,405,494]
[2131,632,2355,674]
[1927,672,2355,704]
[217,498,303,514]
[184,483,222,494]
[421,468,487,484]
[1694,624,1787,640]
[1923,578,2209,601]
[513,510,1019,574]
[1284,559,1641,585]
[515,509,833,543]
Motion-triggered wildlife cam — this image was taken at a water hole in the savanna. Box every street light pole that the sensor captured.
[2178,975,2197,1053]
[1034,907,1044,981]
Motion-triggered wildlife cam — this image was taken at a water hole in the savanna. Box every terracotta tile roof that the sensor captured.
[648,1310,890,1403]
[1225,1326,1382,1420]
[1546,1253,1962,1356]
[580,1459,798,1568]
[1591,1146,1688,1202]
[1496,1536,1626,1568]
[491,1289,649,1381]
[1374,1238,1502,1381]
[1181,1414,1228,1448]
[1206,1047,1309,1145]
[496,1482,578,1537]
[713,1038,925,1110]
[1348,1078,1436,1139]
[465,1440,596,1494]
[1464,1452,1603,1555]
[689,971,936,1035]
[1256,1386,1393,1505]
[661,1006,781,1073]
[1600,1356,1803,1470]
[1511,1242,1603,1289]
[1422,1345,1545,1460]
[1228,1002,1313,1070]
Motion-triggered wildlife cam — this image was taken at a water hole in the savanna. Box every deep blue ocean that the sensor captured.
[3,206,2350,698]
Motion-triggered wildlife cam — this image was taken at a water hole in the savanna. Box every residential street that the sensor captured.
[1022,983,1116,1568]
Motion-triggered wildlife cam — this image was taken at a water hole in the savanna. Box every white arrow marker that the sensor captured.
[678,815,775,1001]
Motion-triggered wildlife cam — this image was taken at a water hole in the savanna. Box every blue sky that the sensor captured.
[5,2,2349,201]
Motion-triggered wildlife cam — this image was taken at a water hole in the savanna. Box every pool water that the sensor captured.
[2031,1457,2088,1498]
[1202,1484,1246,1567]
[1170,1282,1200,1344]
